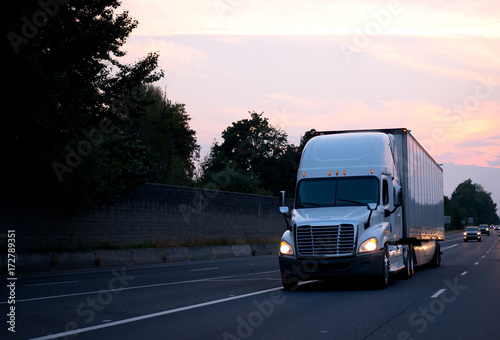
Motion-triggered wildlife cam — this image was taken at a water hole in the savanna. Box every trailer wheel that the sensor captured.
[402,244,414,279]
[430,243,441,268]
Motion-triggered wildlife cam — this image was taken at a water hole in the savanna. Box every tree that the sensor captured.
[218,111,289,175]
[199,117,324,195]
[258,144,300,195]
[200,111,291,195]
[261,128,318,197]
[208,165,267,195]
[3,1,164,210]
[448,179,499,228]
[299,129,317,153]
[129,85,200,186]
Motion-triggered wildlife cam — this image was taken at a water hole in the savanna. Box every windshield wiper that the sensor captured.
[338,199,365,206]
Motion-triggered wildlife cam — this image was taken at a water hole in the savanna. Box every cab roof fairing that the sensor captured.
[297,132,396,180]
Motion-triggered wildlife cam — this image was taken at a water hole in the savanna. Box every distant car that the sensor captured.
[464,226,481,242]
[495,225,500,231]
[478,224,490,235]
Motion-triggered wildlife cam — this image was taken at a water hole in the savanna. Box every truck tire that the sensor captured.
[281,273,299,291]
[430,242,441,268]
[376,246,389,289]
[402,244,414,279]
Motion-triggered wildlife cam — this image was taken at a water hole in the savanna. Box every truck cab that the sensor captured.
[279,129,443,290]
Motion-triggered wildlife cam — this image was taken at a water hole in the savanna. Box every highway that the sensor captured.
[2,231,500,340]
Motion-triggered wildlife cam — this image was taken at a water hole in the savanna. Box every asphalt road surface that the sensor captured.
[2,231,499,340]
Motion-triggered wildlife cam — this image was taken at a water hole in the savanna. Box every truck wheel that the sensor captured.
[376,247,389,289]
[281,273,299,291]
[430,243,441,268]
[403,245,414,279]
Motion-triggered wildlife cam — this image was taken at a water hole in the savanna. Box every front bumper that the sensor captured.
[279,250,384,281]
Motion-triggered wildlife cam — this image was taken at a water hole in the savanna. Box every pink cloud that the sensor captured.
[120,37,208,77]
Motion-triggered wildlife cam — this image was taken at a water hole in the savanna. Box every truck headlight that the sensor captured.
[280,241,294,255]
[359,238,378,253]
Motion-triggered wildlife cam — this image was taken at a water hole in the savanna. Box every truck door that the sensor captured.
[382,174,402,240]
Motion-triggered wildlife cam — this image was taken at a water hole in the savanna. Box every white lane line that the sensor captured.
[29,286,283,340]
[461,271,468,276]
[191,267,219,272]
[25,280,79,287]
[0,270,279,305]
[474,262,479,265]
[431,289,446,298]
[440,236,463,243]
[441,244,458,251]
[209,278,281,282]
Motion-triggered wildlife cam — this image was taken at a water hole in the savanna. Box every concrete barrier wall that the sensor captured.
[0,243,280,273]
[1,184,293,253]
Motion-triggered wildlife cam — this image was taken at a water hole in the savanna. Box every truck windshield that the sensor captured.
[295,177,379,209]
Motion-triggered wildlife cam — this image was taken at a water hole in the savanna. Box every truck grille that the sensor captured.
[296,224,355,257]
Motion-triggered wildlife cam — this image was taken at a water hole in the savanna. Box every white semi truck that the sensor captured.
[279,128,444,289]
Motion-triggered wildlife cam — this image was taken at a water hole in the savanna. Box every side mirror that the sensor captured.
[365,203,378,229]
[280,190,290,214]
[279,191,292,230]
[280,190,287,207]
[393,185,402,206]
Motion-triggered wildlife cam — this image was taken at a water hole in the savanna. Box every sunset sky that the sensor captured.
[118,0,500,210]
